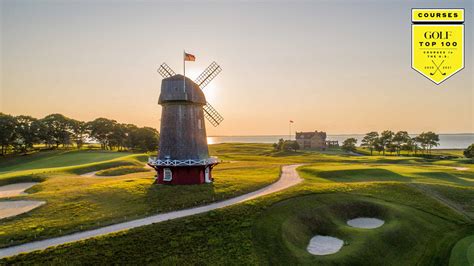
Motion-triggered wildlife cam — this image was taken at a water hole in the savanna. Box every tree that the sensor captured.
[463,143,474,162]
[70,119,88,149]
[361,131,379,155]
[374,138,385,155]
[124,124,139,150]
[13,115,39,153]
[291,141,300,151]
[416,132,439,154]
[379,130,394,156]
[273,139,285,151]
[127,127,159,152]
[342,138,357,152]
[88,118,117,150]
[463,144,474,160]
[282,140,299,152]
[39,114,73,148]
[393,131,410,156]
[413,136,423,154]
[0,113,17,155]
[109,123,128,151]
[404,138,418,155]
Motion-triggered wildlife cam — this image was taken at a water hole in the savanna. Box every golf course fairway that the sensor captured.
[0,144,472,264]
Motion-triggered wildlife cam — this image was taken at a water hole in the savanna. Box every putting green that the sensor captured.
[450,235,474,266]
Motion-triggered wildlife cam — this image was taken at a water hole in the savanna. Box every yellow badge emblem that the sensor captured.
[412,9,465,84]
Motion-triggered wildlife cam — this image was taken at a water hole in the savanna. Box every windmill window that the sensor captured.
[163,168,172,181]
[198,119,202,129]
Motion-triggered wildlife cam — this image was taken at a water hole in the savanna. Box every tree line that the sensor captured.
[0,113,159,155]
[341,130,440,155]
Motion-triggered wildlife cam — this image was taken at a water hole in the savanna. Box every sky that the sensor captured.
[1,0,473,135]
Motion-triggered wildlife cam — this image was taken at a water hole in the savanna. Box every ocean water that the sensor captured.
[207,134,474,149]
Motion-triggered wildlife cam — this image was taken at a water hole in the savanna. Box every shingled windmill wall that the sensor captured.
[158,75,209,160]
[153,74,216,185]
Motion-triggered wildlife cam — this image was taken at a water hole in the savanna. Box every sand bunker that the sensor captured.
[0,200,45,220]
[307,235,344,255]
[0,182,38,198]
[80,171,99,177]
[347,217,384,229]
[454,167,468,171]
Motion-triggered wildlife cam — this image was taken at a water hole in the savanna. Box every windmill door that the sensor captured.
[205,167,211,183]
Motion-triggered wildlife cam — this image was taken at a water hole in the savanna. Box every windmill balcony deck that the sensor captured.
[148,157,219,167]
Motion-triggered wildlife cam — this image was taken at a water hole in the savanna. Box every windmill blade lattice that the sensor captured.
[157,63,176,78]
[195,61,222,89]
[203,102,224,127]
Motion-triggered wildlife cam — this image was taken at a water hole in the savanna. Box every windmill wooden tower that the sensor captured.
[148,60,223,185]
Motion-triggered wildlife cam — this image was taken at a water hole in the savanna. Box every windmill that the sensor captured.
[148,60,223,184]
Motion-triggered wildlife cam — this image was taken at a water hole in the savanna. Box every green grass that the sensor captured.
[0,150,132,173]
[3,182,471,265]
[298,162,474,187]
[0,147,282,248]
[0,152,148,186]
[450,234,474,266]
[0,143,473,264]
[254,193,468,265]
[95,166,151,176]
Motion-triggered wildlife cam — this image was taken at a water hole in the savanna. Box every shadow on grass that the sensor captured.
[370,158,424,165]
[316,168,411,182]
[0,174,47,186]
[415,172,474,186]
[145,182,217,213]
[267,151,309,157]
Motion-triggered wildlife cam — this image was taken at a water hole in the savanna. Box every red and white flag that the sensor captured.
[184,52,196,61]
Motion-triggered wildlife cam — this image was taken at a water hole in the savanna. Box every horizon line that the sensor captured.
[208,133,474,137]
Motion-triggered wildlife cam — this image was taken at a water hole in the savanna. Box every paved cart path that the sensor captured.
[0,164,304,259]
[0,182,39,198]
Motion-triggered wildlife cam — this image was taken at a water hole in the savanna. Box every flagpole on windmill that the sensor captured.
[183,50,186,93]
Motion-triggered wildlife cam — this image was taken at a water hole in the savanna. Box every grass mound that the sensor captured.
[95,166,150,176]
[0,150,133,174]
[253,193,465,265]
[0,153,148,186]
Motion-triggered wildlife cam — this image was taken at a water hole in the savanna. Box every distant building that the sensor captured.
[295,131,339,150]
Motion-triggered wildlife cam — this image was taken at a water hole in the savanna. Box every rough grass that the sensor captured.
[0,143,473,264]
[3,182,471,265]
[95,166,150,176]
[254,193,468,265]
[0,147,282,248]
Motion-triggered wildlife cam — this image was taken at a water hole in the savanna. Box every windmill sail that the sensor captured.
[195,61,222,89]
[157,60,223,127]
[203,102,224,127]
[157,63,176,78]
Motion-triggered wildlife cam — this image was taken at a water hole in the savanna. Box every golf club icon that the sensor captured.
[430,60,446,76]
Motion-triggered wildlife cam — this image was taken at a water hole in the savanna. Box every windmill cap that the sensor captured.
[158,74,206,105]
